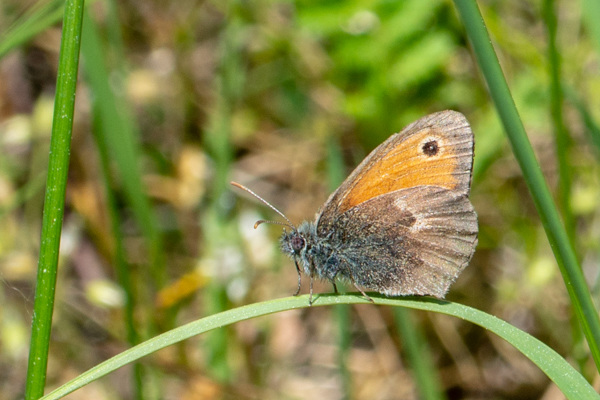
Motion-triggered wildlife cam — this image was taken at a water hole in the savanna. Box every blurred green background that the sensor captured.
[1,0,600,399]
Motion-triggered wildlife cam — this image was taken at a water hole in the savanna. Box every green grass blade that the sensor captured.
[453,0,600,372]
[80,9,166,289]
[542,0,585,372]
[0,173,46,220]
[0,0,64,60]
[543,0,574,241]
[24,0,85,398]
[40,295,599,400]
[92,91,144,400]
[394,308,446,400]
[81,8,164,395]
[565,87,600,157]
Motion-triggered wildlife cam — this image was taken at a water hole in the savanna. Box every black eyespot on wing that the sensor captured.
[422,140,439,156]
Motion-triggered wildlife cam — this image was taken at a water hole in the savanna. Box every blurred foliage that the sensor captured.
[1,0,600,399]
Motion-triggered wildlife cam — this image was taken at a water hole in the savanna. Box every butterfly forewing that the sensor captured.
[317,110,474,232]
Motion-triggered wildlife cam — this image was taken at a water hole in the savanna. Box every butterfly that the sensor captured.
[233,110,478,305]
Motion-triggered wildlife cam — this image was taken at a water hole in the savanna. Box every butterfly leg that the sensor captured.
[309,275,314,306]
[332,281,338,294]
[293,260,302,296]
[350,277,373,303]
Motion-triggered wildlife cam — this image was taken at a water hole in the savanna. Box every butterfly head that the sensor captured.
[230,181,316,274]
[280,221,315,255]
[281,229,305,256]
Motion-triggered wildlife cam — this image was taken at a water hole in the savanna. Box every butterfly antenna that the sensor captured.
[230,181,295,230]
[253,219,292,229]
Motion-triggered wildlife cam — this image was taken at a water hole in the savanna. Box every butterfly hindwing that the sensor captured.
[316,185,477,297]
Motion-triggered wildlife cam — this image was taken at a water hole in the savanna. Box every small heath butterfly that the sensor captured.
[233,110,477,305]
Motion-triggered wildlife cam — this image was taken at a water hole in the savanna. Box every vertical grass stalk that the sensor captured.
[543,0,574,242]
[453,0,600,372]
[542,0,587,373]
[81,7,163,397]
[91,86,145,400]
[24,0,85,398]
[394,309,446,400]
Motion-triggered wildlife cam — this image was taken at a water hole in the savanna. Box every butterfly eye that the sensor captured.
[291,235,305,252]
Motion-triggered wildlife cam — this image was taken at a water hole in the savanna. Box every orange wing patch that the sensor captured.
[339,128,459,213]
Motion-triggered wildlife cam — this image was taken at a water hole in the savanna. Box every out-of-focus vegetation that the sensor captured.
[1,0,600,399]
